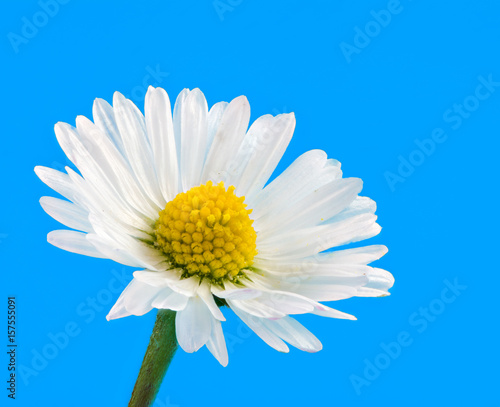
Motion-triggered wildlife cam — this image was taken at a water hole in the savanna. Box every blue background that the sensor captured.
[1,1,498,406]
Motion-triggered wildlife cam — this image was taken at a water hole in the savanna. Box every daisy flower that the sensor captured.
[36,87,393,369]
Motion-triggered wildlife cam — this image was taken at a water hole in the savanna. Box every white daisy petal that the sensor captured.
[75,115,159,219]
[258,214,381,260]
[65,166,152,235]
[47,230,106,258]
[273,318,322,352]
[55,124,150,232]
[92,98,125,154]
[198,283,225,321]
[173,88,190,163]
[220,114,275,187]
[151,288,190,311]
[324,195,377,225]
[258,177,363,238]
[53,122,80,166]
[356,287,391,297]
[315,245,388,265]
[201,95,250,184]
[35,166,78,203]
[253,166,346,234]
[243,274,356,311]
[75,115,125,180]
[86,234,151,268]
[87,214,162,268]
[54,121,125,206]
[105,302,131,320]
[229,275,332,316]
[86,211,152,244]
[254,260,364,278]
[248,149,328,210]
[290,274,368,288]
[145,86,179,202]
[176,296,212,353]
[357,268,395,297]
[133,270,177,287]
[256,263,392,302]
[106,279,162,320]
[262,317,322,352]
[210,286,261,300]
[244,289,317,315]
[112,92,164,208]
[259,292,318,314]
[167,277,203,297]
[206,101,228,154]
[282,283,359,302]
[179,88,208,191]
[133,270,201,297]
[320,214,382,249]
[40,196,92,232]
[206,317,228,367]
[235,113,296,200]
[311,304,357,320]
[229,293,286,318]
[229,304,289,353]
[124,285,162,316]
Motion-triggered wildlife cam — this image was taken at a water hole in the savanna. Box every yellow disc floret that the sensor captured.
[154,181,257,283]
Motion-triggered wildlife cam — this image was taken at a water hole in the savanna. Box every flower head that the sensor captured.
[36,87,394,366]
[154,180,257,283]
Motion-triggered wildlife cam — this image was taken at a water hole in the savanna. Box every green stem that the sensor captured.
[128,310,178,407]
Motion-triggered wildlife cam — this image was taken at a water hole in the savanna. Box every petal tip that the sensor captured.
[217,356,229,367]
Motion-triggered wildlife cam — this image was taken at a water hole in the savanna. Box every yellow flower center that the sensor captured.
[154,181,257,282]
